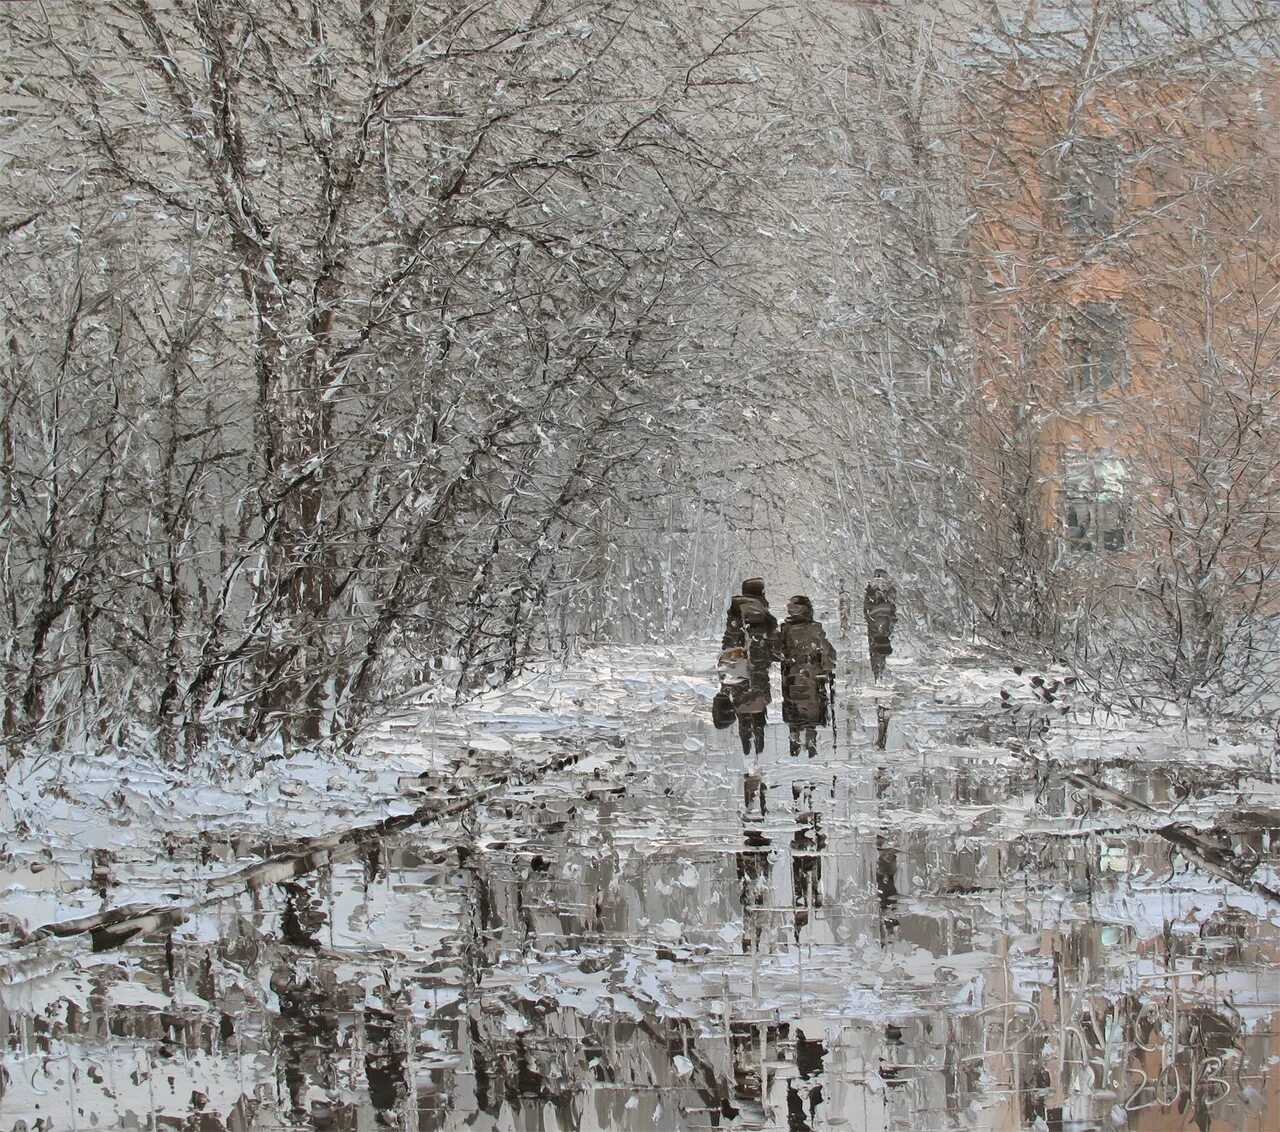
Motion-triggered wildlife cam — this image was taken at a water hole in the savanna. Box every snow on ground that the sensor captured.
[0,646,712,944]
[3,641,1274,946]
[2,640,1279,1129]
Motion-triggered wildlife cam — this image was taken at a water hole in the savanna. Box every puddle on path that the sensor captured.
[2,693,1278,1130]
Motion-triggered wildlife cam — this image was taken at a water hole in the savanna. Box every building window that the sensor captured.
[1058,138,1120,238]
[1064,302,1127,397]
[1062,453,1129,552]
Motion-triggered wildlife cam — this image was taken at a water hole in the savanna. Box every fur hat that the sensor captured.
[786,594,813,620]
[742,577,766,597]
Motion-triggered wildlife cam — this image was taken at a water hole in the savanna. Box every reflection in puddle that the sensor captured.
[2,701,1278,1130]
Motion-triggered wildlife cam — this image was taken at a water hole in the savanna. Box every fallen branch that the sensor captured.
[13,744,605,959]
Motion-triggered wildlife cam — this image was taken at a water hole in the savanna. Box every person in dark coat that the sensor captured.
[721,577,779,755]
[863,569,897,681]
[779,595,836,757]
[722,577,778,648]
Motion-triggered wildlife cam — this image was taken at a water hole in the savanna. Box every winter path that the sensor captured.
[2,643,1279,1130]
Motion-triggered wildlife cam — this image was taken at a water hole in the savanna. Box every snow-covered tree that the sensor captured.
[0,0,784,752]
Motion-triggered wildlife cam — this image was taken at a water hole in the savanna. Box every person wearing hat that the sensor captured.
[864,569,897,680]
[779,595,836,757]
[721,577,777,649]
[720,577,779,755]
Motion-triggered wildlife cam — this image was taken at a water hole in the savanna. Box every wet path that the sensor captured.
[2,649,1279,1130]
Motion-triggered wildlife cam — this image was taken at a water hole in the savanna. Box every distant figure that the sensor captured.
[779,595,836,758]
[720,577,779,755]
[863,569,897,681]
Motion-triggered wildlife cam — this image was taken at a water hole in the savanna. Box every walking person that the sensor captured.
[864,569,897,681]
[722,577,778,648]
[720,578,779,756]
[779,595,836,758]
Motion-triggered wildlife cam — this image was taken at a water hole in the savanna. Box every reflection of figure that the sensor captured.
[875,703,890,751]
[736,772,775,955]
[362,840,384,886]
[790,809,824,941]
[280,880,327,949]
[880,1022,908,1091]
[863,570,897,681]
[737,828,773,953]
[270,964,339,1121]
[875,834,899,940]
[779,596,836,759]
[364,993,408,1125]
[730,1021,789,1125]
[721,578,779,756]
[786,1029,827,1132]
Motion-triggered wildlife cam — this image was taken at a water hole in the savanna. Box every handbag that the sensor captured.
[717,646,749,685]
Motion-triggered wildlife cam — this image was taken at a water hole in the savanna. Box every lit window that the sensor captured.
[1062,453,1129,553]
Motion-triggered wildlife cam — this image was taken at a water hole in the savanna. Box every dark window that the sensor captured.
[1062,453,1129,553]
[1058,138,1120,238]
[1064,302,1127,397]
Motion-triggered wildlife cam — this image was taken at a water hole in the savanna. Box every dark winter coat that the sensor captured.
[721,583,778,717]
[780,614,836,727]
[864,579,897,656]
[732,619,778,717]
[722,593,778,716]
[722,593,778,650]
